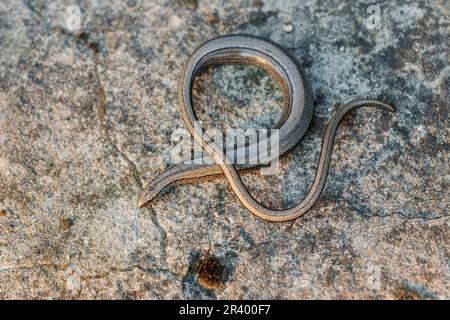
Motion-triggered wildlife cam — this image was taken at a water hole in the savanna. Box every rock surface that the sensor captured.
[0,0,449,299]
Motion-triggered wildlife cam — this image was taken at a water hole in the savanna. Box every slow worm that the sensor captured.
[138,35,395,222]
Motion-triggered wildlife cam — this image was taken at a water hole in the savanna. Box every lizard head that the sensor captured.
[137,186,158,208]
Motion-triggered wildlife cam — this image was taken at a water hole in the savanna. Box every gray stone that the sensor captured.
[0,0,448,299]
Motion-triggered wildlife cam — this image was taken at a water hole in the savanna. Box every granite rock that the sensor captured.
[0,0,448,299]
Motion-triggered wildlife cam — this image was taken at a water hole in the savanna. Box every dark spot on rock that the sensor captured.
[415,257,427,265]
[334,39,345,49]
[249,11,275,26]
[356,36,374,55]
[60,217,75,230]
[122,0,140,10]
[182,250,236,298]
[392,285,422,300]
[143,142,156,153]
[204,12,219,24]
[8,221,17,229]
[0,209,7,217]
[315,88,325,103]
[77,32,100,53]
[52,27,100,54]
[182,251,216,299]
[197,254,228,289]
[253,0,263,10]
[238,228,255,246]
[392,282,438,300]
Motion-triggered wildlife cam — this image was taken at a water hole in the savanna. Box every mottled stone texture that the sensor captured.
[0,0,448,299]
